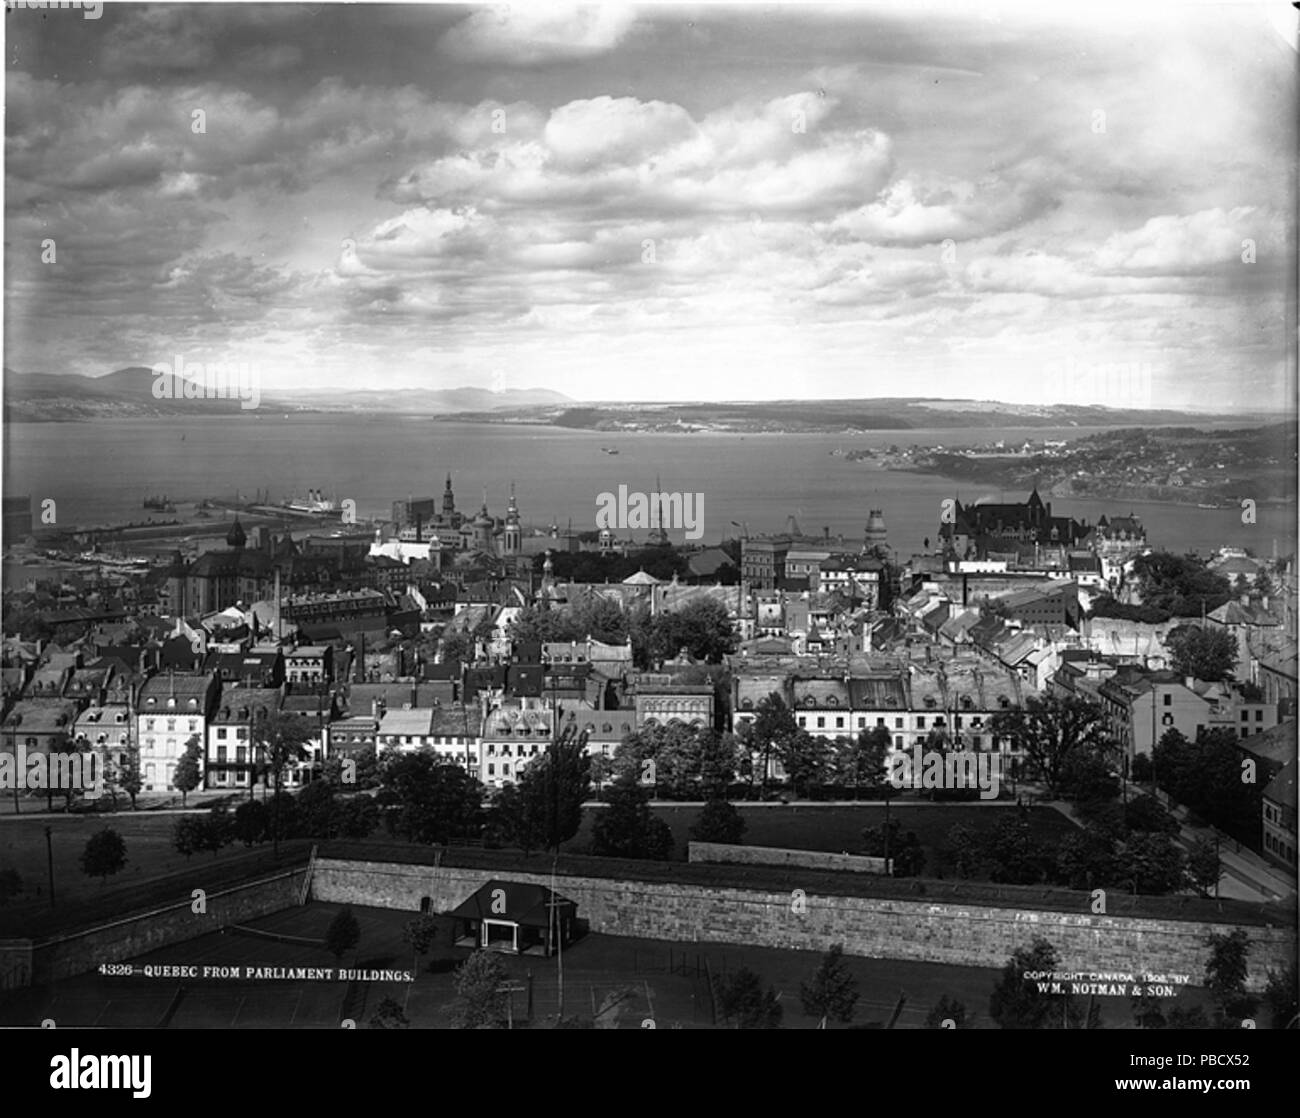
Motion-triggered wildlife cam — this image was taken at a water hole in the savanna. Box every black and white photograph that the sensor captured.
[1,0,1297,1060]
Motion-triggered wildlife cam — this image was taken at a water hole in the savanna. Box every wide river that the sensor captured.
[2,416,1295,558]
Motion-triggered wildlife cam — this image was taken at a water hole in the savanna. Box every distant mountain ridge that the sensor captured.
[2,369,1287,428]
[1,367,573,420]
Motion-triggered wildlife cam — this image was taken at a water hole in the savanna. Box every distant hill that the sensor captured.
[432,397,1289,433]
[2,367,573,421]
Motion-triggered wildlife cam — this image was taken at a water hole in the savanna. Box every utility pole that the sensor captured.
[44,825,55,908]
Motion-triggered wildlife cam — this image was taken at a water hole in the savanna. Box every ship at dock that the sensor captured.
[277,489,344,518]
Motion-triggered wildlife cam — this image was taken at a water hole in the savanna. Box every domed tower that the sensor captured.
[504,482,522,557]
[226,516,247,550]
[863,509,887,553]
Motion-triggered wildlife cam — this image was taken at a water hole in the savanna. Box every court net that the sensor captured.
[223,924,326,948]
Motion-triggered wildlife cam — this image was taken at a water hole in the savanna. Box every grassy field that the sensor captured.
[0,814,306,921]
[0,900,1217,1030]
[0,804,1072,916]
[566,803,1080,872]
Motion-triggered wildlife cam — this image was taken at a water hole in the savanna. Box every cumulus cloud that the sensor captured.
[438,4,639,65]
[1093,207,1278,275]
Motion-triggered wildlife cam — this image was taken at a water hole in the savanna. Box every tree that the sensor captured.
[862,819,925,876]
[403,914,442,977]
[1130,552,1231,619]
[699,730,740,798]
[1205,929,1256,1023]
[296,779,341,839]
[1263,961,1298,1030]
[439,630,474,667]
[648,598,737,664]
[982,813,1045,885]
[1058,749,1120,806]
[172,816,205,860]
[749,692,799,797]
[1115,832,1185,895]
[379,751,485,846]
[1153,728,1261,834]
[201,805,233,855]
[451,950,508,1029]
[0,867,24,905]
[776,729,832,798]
[337,795,379,840]
[1124,793,1179,835]
[990,693,1114,800]
[79,827,127,885]
[118,749,143,810]
[1130,753,1154,783]
[368,997,410,1029]
[799,944,858,1027]
[509,721,591,854]
[233,799,270,846]
[833,726,891,797]
[944,823,983,879]
[590,778,674,861]
[689,799,747,845]
[714,967,782,1029]
[1130,989,1168,1029]
[253,711,315,856]
[325,905,361,961]
[989,937,1093,1029]
[1054,827,1120,891]
[924,994,969,1029]
[1184,835,1222,897]
[172,735,203,807]
[1167,625,1237,682]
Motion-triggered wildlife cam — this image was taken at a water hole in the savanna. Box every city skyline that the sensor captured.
[4,2,1297,409]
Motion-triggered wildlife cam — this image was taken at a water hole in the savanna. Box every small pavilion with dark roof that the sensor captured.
[448,879,578,956]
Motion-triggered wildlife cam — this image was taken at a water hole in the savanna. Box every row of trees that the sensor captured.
[992,932,1298,1030]
[936,797,1220,896]
[505,597,738,668]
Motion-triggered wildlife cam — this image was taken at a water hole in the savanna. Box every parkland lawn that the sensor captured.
[566,802,1079,872]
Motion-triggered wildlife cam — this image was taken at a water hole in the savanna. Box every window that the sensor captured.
[1164,694,1172,707]
[916,717,926,729]
[217,728,227,740]
[1256,709,1263,722]
[895,736,903,748]
[236,746,247,764]
[894,718,903,729]
[217,746,227,763]
[188,720,198,732]
[166,719,176,732]
[487,763,495,776]
[1242,710,1249,721]
[797,717,806,727]
[835,717,844,728]
[816,717,825,729]
[876,718,885,727]
[145,719,155,732]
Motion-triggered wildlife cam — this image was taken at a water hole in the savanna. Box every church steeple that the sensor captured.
[443,472,456,516]
[504,482,522,556]
[226,516,246,550]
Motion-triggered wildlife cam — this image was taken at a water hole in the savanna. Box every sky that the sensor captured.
[3,0,1297,409]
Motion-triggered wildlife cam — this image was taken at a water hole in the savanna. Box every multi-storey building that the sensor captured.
[1262,756,1297,872]
[479,693,552,789]
[136,672,219,794]
[631,673,714,731]
[205,686,282,792]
